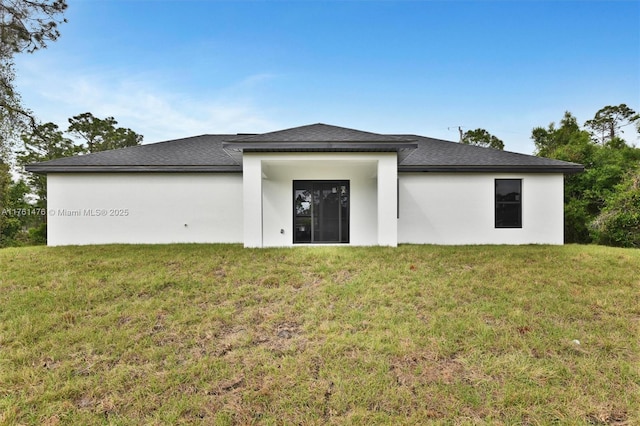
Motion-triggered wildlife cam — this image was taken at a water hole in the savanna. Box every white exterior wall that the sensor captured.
[46,173,243,246]
[398,173,564,245]
[45,169,565,247]
[243,152,397,247]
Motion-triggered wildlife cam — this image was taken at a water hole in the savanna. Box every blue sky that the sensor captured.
[14,0,640,154]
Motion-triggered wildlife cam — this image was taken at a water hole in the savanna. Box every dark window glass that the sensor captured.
[293,181,349,244]
[495,179,522,228]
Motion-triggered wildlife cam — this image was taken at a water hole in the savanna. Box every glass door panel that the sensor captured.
[293,181,349,244]
[294,186,312,242]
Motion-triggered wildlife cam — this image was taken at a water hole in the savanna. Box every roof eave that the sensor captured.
[221,141,419,163]
[24,165,243,174]
[222,141,417,150]
[25,164,584,174]
[398,165,585,174]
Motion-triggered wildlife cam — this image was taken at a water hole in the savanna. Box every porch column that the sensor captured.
[243,154,263,247]
[377,153,398,246]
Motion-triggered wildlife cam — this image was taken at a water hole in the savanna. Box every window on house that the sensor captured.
[495,179,522,228]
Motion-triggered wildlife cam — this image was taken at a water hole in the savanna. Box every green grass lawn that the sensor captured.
[0,244,638,425]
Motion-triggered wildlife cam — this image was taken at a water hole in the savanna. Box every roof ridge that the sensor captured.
[229,123,416,143]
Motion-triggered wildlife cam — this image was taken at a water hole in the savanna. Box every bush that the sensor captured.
[564,198,591,244]
[28,223,47,245]
[0,217,23,247]
[590,169,640,248]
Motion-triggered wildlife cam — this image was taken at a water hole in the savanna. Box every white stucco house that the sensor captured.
[25,123,583,247]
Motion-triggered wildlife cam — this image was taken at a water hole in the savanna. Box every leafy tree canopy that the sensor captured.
[68,112,143,153]
[531,111,589,158]
[461,128,504,150]
[0,0,68,160]
[584,104,639,145]
[0,0,68,55]
[590,168,640,248]
[16,121,81,206]
[17,116,143,202]
[0,56,24,160]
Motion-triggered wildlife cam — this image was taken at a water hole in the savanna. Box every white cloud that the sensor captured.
[14,59,278,144]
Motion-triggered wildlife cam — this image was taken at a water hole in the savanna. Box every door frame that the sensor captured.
[292,180,350,244]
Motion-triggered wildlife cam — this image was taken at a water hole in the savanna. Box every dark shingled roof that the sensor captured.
[25,123,583,174]
[230,123,415,143]
[25,135,243,173]
[399,135,583,173]
[222,123,419,163]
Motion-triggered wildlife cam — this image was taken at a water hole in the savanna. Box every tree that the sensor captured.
[67,112,143,153]
[0,2,67,246]
[531,113,595,243]
[0,0,68,161]
[0,160,11,242]
[0,162,39,246]
[461,128,504,150]
[3,178,32,242]
[18,115,143,206]
[590,168,640,248]
[1,0,68,55]
[531,111,587,158]
[584,104,639,145]
[0,56,24,156]
[17,121,81,206]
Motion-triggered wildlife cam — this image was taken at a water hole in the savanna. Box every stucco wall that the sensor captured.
[46,173,243,246]
[398,173,564,245]
[242,152,400,247]
[45,170,565,247]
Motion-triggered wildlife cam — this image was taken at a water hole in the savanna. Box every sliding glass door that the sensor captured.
[293,181,349,244]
